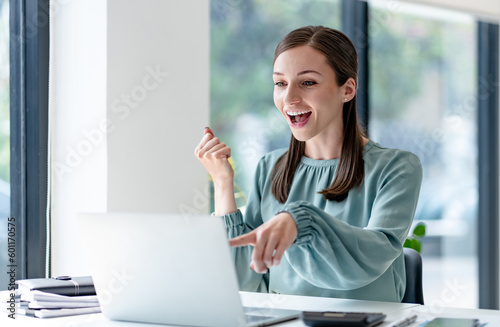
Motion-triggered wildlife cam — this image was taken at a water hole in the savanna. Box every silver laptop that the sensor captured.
[78,212,300,327]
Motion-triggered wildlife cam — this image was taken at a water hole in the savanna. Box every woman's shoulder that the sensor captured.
[364,140,422,174]
[260,148,288,163]
[248,149,287,186]
[253,148,288,174]
[364,140,419,160]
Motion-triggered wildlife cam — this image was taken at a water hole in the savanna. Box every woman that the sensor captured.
[194,26,422,302]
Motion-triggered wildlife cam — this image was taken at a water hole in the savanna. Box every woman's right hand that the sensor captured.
[194,127,234,186]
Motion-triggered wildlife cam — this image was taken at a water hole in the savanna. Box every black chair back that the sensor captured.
[402,247,424,305]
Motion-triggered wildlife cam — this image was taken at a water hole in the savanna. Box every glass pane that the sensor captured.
[210,0,341,207]
[0,0,9,291]
[369,1,477,308]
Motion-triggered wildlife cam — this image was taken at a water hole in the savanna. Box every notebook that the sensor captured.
[78,212,301,327]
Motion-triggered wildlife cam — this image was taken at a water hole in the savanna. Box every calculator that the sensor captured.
[301,311,387,327]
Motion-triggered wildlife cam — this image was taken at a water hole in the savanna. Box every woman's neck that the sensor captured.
[304,128,344,160]
[304,134,369,160]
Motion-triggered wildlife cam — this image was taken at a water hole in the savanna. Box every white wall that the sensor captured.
[50,0,210,276]
[106,0,209,214]
[50,0,108,277]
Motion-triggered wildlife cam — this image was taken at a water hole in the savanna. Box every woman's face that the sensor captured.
[273,45,351,143]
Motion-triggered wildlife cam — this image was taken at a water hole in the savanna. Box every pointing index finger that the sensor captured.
[229,232,256,247]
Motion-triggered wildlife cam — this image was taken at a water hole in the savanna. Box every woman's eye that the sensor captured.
[303,80,317,86]
[274,81,286,87]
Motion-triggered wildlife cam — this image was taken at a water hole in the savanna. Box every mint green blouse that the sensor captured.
[220,140,422,302]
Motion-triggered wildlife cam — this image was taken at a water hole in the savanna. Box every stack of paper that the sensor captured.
[16,276,96,296]
[1,290,101,318]
[1,276,101,318]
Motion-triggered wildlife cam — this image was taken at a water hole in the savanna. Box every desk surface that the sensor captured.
[2,292,499,327]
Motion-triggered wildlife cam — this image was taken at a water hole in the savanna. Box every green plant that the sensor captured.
[404,222,426,253]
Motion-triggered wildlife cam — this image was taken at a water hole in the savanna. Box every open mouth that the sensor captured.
[287,110,312,125]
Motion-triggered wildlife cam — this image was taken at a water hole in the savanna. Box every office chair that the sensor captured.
[402,247,424,305]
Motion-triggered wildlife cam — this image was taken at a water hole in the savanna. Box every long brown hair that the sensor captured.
[271,26,366,203]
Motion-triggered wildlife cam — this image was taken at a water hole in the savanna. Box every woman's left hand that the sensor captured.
[229,212,298,273]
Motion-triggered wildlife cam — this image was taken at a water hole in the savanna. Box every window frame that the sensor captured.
[341,0,369,134]
[10,0,49,279]
[477,21,499,310]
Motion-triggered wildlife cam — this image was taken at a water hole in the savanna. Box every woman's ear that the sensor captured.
[343,77,356,102]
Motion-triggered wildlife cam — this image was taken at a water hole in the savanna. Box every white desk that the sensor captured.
[405,305,500,326]
[2,292,499,326]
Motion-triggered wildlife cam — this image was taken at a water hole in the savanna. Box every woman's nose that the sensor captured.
[284,85,301,105]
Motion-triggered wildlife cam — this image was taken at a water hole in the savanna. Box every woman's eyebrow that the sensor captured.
[273,70,323,76]
[297,70,322,76]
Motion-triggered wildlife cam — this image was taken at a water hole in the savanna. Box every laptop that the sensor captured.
[78,212,301,327]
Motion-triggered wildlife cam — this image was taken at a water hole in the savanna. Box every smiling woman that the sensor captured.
[271,29,365,203]
[196,25,423,302]
[272,46,348,145]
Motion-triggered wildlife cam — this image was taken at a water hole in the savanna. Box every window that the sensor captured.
[0,0,9,291]
[369,1,478,308]
[210,0,341,207]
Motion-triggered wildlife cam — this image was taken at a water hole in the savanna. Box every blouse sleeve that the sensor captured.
[218,157,270,293]
[280,151,423,290]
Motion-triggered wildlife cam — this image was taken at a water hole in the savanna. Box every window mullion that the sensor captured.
[341,0,369,135]
[10,0,49,280]
[477,21,500,310]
